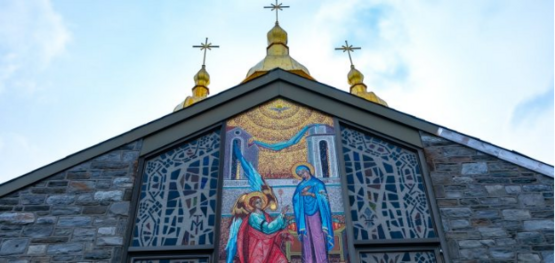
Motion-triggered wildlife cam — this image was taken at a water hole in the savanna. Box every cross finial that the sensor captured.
[264,0,289,24]
[335,40,361,66]
[193,37,219,66]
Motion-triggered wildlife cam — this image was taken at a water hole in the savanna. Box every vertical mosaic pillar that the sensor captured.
[132,130,221,247]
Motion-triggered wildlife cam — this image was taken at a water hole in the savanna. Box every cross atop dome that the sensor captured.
[335,40,388,107]
[264,0,289,24]
[242,1,313,83]
[335,40,361,67]
[193,37,219,66]
[174,37,220,111]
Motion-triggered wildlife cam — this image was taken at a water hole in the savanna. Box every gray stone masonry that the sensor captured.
[0,140,142,263]
[422,132,553,263]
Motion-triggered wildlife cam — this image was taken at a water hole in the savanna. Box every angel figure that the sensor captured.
[225,141,291,263]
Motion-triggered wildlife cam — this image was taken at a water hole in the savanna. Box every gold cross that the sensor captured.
[264,0,289,23]
[193,37,219,66]
[335,40,361,66]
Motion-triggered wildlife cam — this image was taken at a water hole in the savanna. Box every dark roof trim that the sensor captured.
[140,79,422,156]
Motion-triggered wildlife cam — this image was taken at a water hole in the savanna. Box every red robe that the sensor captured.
[236,213,288,263]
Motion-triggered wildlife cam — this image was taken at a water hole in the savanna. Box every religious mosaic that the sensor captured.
[341,127,436,240]
[132,130,220,247]
[360,251,437,263]
[219,98,349,263]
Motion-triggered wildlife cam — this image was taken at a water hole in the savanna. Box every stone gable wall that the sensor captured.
[0,140,142,263]
[1,131,553,263]
[422,133,553,263]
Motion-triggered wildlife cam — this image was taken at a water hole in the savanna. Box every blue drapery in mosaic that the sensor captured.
[132,130,220,247]
[360,251,436,263]
[341,127,436,240]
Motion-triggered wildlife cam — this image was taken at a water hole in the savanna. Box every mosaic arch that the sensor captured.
[132,130,221,247]
[219,98,349,262]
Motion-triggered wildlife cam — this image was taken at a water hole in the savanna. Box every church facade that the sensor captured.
[0,15,553,263]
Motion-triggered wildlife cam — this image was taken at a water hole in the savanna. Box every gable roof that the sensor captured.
[0,69,552,197]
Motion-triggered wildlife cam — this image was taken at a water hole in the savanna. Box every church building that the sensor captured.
[0,5,553,263]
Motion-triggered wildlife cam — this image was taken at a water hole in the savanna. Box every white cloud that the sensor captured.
[0,0,71,94]
[294,0,553,164]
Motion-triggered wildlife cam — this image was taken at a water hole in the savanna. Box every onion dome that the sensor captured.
[174,38,219,111]
[173,65,211,111]
[347,65,388,107]
[242,22,314,83]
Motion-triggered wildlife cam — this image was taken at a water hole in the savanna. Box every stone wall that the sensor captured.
[0,140,141,263]
[422,133,553,263]
[1,130,553,263]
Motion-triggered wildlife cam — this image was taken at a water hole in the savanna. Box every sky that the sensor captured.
[0,0,553,184]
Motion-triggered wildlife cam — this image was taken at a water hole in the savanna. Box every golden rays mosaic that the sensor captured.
[226,99,334,178]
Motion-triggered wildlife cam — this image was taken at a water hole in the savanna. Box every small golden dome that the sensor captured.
[194,65,210,87]
[242,22,313,83]
[174,65,211,111]
[346,65,388,107]
[267,22,287,45]
[347,65,364,86]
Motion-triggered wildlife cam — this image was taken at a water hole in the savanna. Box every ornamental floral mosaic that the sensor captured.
[132,130,220,247]
[219,99,349,262]
[360,251,437,263]
[341,126,436,240]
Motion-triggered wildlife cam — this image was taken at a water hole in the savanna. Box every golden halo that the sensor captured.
[291,162,315,180]
[244,191,269,212]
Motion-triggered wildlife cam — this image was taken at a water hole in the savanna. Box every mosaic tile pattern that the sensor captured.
[341,127,436,240]
[226,99,334,177]
[132,130,220,247]
[134,258,209,263]
[360,251,437,263]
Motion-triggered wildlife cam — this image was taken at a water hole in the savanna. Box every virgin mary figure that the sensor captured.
[235,191,290,263]
[292,163,334,263]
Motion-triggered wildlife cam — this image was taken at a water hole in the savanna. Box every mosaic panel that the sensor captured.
[133,258,209,263]
[132,130,220,247]
[360,251,437,263]
[219,99,349,262]
[341,126,436,240]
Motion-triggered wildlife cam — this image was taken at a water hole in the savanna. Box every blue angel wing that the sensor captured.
[225,217,243,263]
[233,141,263,192]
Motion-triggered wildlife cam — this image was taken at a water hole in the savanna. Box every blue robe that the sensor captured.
[292,176,334,251]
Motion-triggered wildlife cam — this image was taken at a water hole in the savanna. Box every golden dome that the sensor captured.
[348,65,364,86]
[267,22,287,45]
[243,22,314,83]
[194,65,210,88]
[174,65,211,111]
[347,65,388,107]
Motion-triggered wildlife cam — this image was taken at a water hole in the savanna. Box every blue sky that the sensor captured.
[0,0,553,183]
